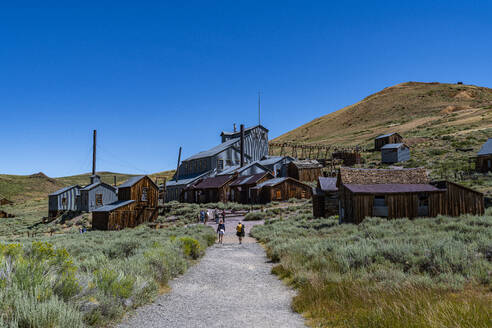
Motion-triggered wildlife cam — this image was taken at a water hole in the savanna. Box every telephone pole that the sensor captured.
[92,130,96,176]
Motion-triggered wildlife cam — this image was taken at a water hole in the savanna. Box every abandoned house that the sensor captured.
[332,151,362,166]
[337,167,484,224]
[258,156,295,177]
[48,185,81,217]
[192,174,237,203]
[374,132,403,150]
[229,172,274,203]
[287,160,323,182]
[166,124,269,202]
[312,177,338,218]
[476,138,492,172]
[381,143,410,164]
[250,177,312,204]
[79,175,118,212]
[92,175,159,230]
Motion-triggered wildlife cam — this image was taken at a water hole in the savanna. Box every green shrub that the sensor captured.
[244,212,267,221]
[179,237,201,260]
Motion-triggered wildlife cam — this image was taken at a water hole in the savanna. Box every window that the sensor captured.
[275,190,282,199]
[418,193,429,216]
[373,196,388,217]
[488,160,491,169]
[226,160,232,166]
[142,187,148,202]
[95,194,103,207]
[217,159,224,170]
[62,197,67,206]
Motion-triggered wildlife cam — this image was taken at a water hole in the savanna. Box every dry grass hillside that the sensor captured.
[272,82,492,195]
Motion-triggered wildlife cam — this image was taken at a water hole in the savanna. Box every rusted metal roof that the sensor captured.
[344,183,441,194]
[194,175,235,189]
[318,177,338,192]
[375,132,401,140]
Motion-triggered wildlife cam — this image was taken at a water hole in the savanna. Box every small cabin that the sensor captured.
[229,172,274,203]
[92,175,159,230]
[251,177,312,204]
[193,175,236,203]
[332,151,362,166]
[79,175,117,212]
[287,160,323,182]
[48,185,81,217]
[374,132,403,150]
[476,138,492,173]
[430,181,484,216]
[312,177,338,217]
[381,143,410,164]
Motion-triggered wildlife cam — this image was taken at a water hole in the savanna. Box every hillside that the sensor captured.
[0,170,175,202]
[272,82,492,195]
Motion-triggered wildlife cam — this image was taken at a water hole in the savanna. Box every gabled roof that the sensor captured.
[258,156,295,166]
[184,138,242,161]
[253,177,289,189]
[344,184,441,194]
[339,167,429,185]
[49,185,81,196]
[92,200,135,212]
[230,172,273,187]
[220,124,269,137]
[81,182,116,191]
[290,159,323,169]
[375,132,401,140]
[166,171,210,188]
[318,177,338,192]
[194,174,236,189]
[217,161,269,176]
[118,175,157,189]
[381,143,408,150]
[477,138,492,156]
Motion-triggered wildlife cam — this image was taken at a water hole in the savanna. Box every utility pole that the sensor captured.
[175,147,182,182]
[92,130,96,176]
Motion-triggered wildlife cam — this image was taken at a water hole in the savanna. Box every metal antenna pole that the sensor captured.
[92,130,96,175]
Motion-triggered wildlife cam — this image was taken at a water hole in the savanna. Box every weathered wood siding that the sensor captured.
[92,202,158,230]
[254,179,312,204]
[287,164,321,182]
[375,134,403,150]
[476,155,492,173]
[118,176,159,208]
[312,190,338,217]
[429,181,484,216]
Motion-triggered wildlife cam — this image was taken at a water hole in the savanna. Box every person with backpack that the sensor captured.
[217,219,225,244]
[236,221,245,244]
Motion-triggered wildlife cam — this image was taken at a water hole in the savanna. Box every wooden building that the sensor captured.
[476,138,492,172]
[332,151,361,166]
[287,160,322,182]
[374,132,403,150]
[0,195,13,206]
[193,175,236,203]
[79,175,117,212]
[312,177,338,217]
[92,176,159,230]
[251,177,312,204]
[430,181,484,216]
[229,172,274,203]
[48,185,81,218]
[258,156,295,177]
[381,143,410,164]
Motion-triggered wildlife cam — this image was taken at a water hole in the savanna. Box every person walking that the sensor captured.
[199,210,205,224]
[221,209,226,223]
[205,210,210,224]
[236,221,245,244]
[217,219,225,244]
[215,209,220,224]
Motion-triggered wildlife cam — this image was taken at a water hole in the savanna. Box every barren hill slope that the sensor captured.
[273,82,492,147]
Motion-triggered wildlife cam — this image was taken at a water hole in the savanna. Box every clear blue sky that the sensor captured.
[1,1,491,177]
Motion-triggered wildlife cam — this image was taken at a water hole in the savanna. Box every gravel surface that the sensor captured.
[117,215,306,328]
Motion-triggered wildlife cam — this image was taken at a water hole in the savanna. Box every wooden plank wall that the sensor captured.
[476,155,492,173]
[386,194,419,219]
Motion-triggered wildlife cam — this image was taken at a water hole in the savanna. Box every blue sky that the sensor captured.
[1,1,491,177]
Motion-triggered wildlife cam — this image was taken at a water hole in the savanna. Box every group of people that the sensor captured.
[199,208,245,244]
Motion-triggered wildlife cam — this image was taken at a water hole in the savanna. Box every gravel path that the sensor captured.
[118,215,306,328]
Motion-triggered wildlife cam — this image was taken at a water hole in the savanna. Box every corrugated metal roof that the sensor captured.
[184,138,240,161]
[81,182,116,191]
[477,138,492,156]
[381,143,407,149]
[254,177,289,189]
[166,172,209,188]
[258,156,294,166]
[118,176,145,188]
[375,132,400,139]
[230,173,271,187]
[290,159,322,169]
[217,161,269,176]
[318,177,338,192]
[194,174,235,189]
[344,183,441,194]
[92,200,135,212]
[220,124,269,136]
[49,185,80,196]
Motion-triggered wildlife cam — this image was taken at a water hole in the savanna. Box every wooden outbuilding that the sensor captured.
[374,132,403,150]
[332,151,362,166]
[430,181,484,216]
[312,177,338,217]
[250,177,312,204]
[476,138,492,172]
[79,175,117,212]
[287,160,322,182]
[193,174,237,203]
[381,143,410,164]
[229,172,274,203]
[92,175,159,230]
[48,185,81,218]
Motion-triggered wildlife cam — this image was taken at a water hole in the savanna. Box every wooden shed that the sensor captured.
[332,151,362,166]
[92,175,159,230]
[430,181,484,216]
[48,185,81,218]
[476,138,492,173]
[312,177,338,217]
[287,160,322,182]
[381,143,410,164]
[374,132,403,151]
[337,167,445,224]
[229,172,274,203]
[79,176,117,212]
[193,174,236,203]
[251,177,312,204]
